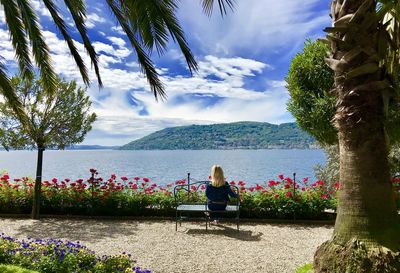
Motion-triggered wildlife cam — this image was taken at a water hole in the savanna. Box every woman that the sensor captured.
[206,165,239,224]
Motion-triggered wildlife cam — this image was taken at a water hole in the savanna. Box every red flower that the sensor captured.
[333,182,340,190]
[201,185,206,190]
[90,168,97,174]
[303,177,309,184]
[13,178,20,182]
[65,178,70,183]
[70,183,76,187]
[284,184,291,189]
[321,194,329,200]
[255,184,263,191]
[238,181,246,186]
[52,178,58,183]
[274,194,279,199]
[285,191,293,197]
[278,174,284,180]
[111,174,116,180]
[316,180,324,186]
[121,176,128,181]
[143,177,150,183]
[284,177,293,184]
[229,181,236,185]
[134,177,140,181]
[132,184,138,190]
[301,187,306,191]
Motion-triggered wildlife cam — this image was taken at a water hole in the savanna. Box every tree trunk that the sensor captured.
[31,147,44,219]
[314,0,400,272]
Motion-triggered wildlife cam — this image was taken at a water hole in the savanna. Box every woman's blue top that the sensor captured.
[205,182,238,204]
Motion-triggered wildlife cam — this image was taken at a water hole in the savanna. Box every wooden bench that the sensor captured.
[174,178,240,231]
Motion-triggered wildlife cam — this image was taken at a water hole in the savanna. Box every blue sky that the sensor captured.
[0,0,330,145]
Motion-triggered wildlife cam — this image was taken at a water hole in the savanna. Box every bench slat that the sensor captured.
[177,204,239,212]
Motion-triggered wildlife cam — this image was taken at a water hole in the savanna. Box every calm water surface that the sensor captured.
[0,149,325,185]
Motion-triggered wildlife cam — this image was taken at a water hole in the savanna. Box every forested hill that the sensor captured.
[120,122,316,150]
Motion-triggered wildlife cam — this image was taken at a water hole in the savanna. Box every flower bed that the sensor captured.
[0,170,347,220]
[0,234,150,273]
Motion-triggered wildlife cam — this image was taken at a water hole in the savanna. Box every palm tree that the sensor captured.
[314,0,400,272]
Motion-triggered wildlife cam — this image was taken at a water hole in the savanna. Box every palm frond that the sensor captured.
[123,0,198,73]
[42,0,90,86]
[64,0,103,87]
[15,0,57,95]
[378,1,400,92]
[0,62,28,126]
[0,0,33,80]
[201,0,235,17]
[107,0,165,99]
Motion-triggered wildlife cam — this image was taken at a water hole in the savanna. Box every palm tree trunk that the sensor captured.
[31,146,44,219]
[314,0,400,271]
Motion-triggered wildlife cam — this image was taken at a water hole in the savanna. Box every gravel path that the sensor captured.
[0,218,333,273]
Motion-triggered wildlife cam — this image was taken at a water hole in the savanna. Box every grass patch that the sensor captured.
[0,264,39,273]
[296,263,313,273]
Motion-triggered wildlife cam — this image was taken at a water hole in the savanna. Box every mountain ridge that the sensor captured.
[120,121,316,150]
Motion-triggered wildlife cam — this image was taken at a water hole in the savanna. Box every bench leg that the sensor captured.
[175,210,178,231]
[237,211,240,231]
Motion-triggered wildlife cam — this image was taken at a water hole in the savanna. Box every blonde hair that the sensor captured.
[211,165,225,187]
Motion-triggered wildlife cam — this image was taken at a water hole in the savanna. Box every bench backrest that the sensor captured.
[173,180,240,207]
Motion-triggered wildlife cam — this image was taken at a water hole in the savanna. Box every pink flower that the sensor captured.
[301,187,306,191]
[52,178,58,183]
[303,177,309,184]
[201,185,206,190]
[132,184,138,190]
[278,174,284,180]
[111,174,116,180]
[143,177,150,183]
[121,176,128,181]
[134,177,140,181]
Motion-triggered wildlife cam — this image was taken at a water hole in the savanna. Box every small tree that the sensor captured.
[0,76,96,219]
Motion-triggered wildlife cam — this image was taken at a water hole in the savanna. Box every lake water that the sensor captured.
[0,149,325,185]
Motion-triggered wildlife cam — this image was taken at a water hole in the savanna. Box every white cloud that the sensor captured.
[107,36,126,48]
[111,26,125,36]
[86,13,106,29]
[31,0,51,18]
